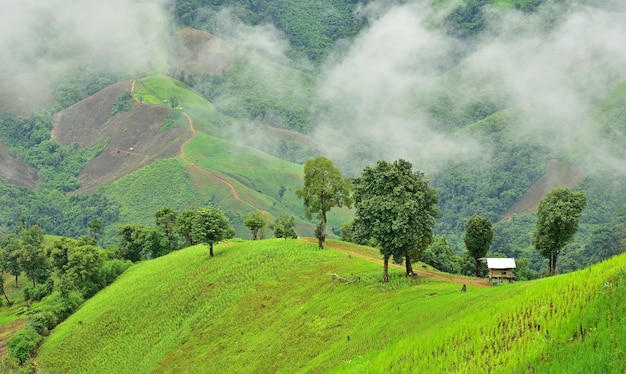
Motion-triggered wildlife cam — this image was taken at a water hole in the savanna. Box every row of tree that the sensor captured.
[297,156,587,282]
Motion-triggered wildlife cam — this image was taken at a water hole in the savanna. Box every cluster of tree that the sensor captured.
[111,90,133,116]
[0,220,130,305]
[115,206,234,260]
[243,210,298,240]
[324,154,589,281]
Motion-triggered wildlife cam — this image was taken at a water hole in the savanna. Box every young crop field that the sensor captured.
[34,239,626,373]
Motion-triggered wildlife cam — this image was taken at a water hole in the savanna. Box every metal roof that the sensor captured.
[483,258,516,269]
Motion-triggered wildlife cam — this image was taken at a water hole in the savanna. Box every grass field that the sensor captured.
[34,239,626,373]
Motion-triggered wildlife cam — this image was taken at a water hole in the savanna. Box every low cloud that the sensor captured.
[314,1,626,175]
[0,0,170,111]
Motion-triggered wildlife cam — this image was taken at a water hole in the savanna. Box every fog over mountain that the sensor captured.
[0,0,169,112]
[313,0,626,174]
[3,0,625,175]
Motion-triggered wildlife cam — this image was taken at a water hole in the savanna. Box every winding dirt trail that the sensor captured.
[301,238,490,288]
[179,110,260,211]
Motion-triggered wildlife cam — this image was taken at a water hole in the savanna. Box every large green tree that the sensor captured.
[1,234,22,287]
[155,207,179,250]
[352,159,439,282]
[464,215,494,277]
[191,207,233,257]
[533,188,587,276]
[297,156,352,249]
[19,226,51,287]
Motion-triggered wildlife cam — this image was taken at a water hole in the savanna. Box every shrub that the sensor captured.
[100,259,132,286]
[27,312,57,335]
[7,328,42,364]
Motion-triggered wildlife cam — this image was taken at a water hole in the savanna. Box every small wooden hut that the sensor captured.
[481,258,516,284]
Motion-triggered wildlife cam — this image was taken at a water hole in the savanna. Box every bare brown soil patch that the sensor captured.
[502,159,586,221]
[170,28,235,78]
[52,80,192,193]
[0,139,39,188]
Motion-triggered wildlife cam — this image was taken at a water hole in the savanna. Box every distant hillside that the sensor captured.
[52,80,191,193]
[0,139,38,188]
[502,158,586,221]
[35,239,626,372]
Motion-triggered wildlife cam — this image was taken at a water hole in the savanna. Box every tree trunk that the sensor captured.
[405,253,414,276]
[252,228,258,240]
[209,243,214,257]
[475,258,482,277]
[14,275,18,288]
[318,235,323,249]
[550,254,557,276]
[382,255,389,283]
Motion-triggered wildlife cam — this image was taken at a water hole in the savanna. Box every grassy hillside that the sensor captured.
[35,239,626,373]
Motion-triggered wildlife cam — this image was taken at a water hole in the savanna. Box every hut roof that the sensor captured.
[481,258,516,269]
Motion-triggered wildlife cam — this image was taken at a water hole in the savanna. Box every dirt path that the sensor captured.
[179,111,260,211]
[301,238,490,288]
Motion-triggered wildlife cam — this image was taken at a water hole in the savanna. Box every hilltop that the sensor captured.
[34,239,626,372]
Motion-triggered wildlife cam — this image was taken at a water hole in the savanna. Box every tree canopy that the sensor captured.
[533,188,586,276]
[464,215,494,277]
[244,211,269,240]
[297,156,352,249]
[191,207,233,257]
[352,159,439,282]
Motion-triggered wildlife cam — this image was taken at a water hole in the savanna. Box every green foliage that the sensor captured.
[422,235,461,274]
[7,328,41,364]
[272,214,297,239]
[445,0,494,38]
[352,159,439,281]
[533,188,587,275]
[111,90,133,116]
[19,226,51,287]
[297,157,352,248]
[243,210,269,240]
[464,215,494,277]
[191,206,233,256]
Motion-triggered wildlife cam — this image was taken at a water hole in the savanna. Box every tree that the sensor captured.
[175,209,197,247]
[296,157,352,249]
[273,214,297,239]
[0,246,12,306]
[155,207,178,250]
[19,226,51,287]
[422,235,461,274]
[533,188,586,276]
[244,211,268,240]
[116,224,147,262]
[1,234,21,287]
[88,218,103,245]
[191,207,233,257]
[352,159,439,282]
[464,215,494,277]
[65,244,104,298]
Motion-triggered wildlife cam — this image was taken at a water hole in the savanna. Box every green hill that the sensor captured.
[35,239,626,373]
